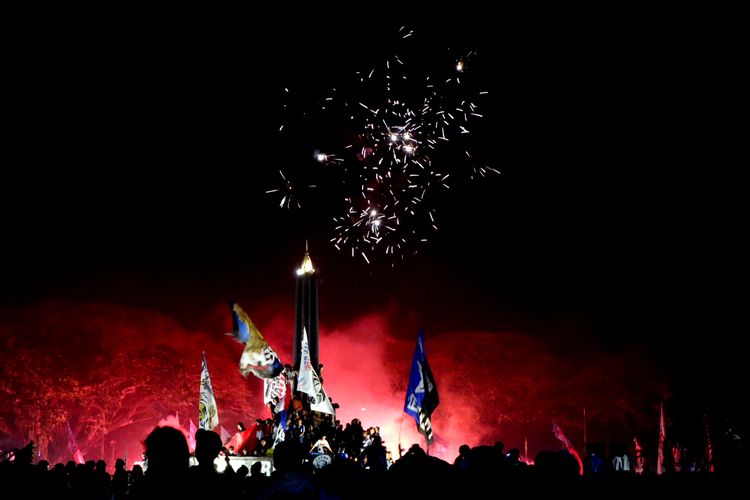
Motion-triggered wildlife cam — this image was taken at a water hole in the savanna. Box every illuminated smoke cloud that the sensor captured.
[0,300,663,464]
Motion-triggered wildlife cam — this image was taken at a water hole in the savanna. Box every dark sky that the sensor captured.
[2,12,744,423]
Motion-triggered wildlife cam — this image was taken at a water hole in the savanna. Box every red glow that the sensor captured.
[0,300,663,465]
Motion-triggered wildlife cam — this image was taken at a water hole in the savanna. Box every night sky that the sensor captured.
[1,12,744,463]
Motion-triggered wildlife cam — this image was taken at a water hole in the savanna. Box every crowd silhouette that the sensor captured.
[0,414,743,499]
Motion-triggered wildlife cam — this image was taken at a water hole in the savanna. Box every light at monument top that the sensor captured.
[296,253,315,276]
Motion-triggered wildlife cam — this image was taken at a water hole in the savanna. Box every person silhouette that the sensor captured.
[130,426,190,499]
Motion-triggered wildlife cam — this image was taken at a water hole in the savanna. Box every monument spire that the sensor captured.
[293,243,319,372]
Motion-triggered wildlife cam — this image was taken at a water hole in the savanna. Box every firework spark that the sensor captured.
[265,170,316,209]
[275,28,497,263]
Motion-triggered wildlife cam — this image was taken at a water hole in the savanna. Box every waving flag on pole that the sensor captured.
[230,301,283,379]
[297,328,316,398]
[312,383,335,414]
[66,421,85,464]
[265,369,296,424]
[552,421,584,475]
[199,352,219,431]
[264,370,288,405]
[219,425,232,446]
[703,413,714,473]
[277,375,294,429]
[297,328,335,415]
[657,401,666,475]
[404,329,439,445]
[233,423,259,455]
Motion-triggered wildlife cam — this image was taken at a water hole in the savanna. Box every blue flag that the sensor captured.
[230,301,283,379]
[404,329,439,444]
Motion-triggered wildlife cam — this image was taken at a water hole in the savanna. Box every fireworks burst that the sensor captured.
[265,170,316,209]
[274,27,498,263]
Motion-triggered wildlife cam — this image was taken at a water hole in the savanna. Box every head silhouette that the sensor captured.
[143,426,189,478]
[273,440,303,471]
[194,429,222,467]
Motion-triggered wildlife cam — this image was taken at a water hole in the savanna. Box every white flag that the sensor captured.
[297,328,316,398]
[309,375,336,415]
[297,328,335,415]
[199,352,219,430]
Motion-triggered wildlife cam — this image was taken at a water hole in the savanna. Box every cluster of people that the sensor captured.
[225,420,276,458]
[225,411,392,473]
[0,412,743,498]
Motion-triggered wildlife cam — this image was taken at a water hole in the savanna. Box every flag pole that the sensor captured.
[657,400,665,475]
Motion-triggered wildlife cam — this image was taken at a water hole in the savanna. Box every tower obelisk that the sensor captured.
[293,245,319,374]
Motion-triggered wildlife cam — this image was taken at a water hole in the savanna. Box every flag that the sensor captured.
[272,426,286,448]
[404,329,439,444]
[657,401,666,475]
[264,370,288,405]
[310,380,335,415]
[199,352,219,431]
[219,425,232,446]
[278,375,294,430]
[552,421,583,475]
[266,369,294,425]
[297,328,316,398]
[66,422,85,464]
[703,413,714,473]
[225,430,243,453]
[297,328,335,415]
[188,419,197,452]
[235,424,258,455]
[231,302,283,379]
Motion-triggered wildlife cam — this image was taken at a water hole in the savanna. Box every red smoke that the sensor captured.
[0,300,664,465]
[316,315,664,460]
